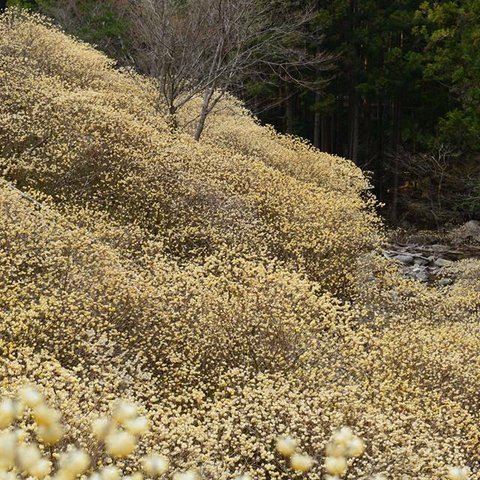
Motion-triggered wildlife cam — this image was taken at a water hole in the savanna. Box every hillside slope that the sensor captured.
[0,10,381,297]
[2,10,480,480]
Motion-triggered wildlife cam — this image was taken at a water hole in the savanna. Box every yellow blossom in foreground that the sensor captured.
[275,436,298,457]
[100,466,121,480]
[59,449,91,475]
[29,458,53,479]
[332,427,353,447]
[324,456,347,476]
[346,437,365,458]
[173,471,199,480]
[290,453,314,473]
[113,402,138,424]
[37,423,64,445]
[17,444,42,471]
[92,417,111,441]
[0,399,15,429]
[235,475,253,480]
[0,472,16,480]
[141,454,170,476]
[105,431,137,458]
[123,472,143,480]
[124,417,149,436]
[0,432,16,469]
[32,404,61,427]
[19,387,43,409]
[447,467,470,480]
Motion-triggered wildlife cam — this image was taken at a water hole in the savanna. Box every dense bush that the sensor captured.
[1,10,480,480]
[0,10,381,297]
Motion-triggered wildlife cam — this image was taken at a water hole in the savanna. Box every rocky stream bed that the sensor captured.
[384,221,480,285]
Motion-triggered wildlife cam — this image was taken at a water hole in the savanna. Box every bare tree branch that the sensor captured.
[126,0,332,139]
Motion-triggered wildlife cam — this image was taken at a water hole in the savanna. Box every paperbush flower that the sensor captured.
[0,9,479,480]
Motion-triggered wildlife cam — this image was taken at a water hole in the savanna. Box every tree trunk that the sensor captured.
[321,115,329,151]
[313,92,321,148]
[0,0,6,13]
[285,89,295,134]
[348,90,359,164]
[390,96,402,222]
[330,113,335,154]
[390,155,400,223]
[335,94,342,155]
[194,85,215,141]
[376,97,386,201]
[194,103,209,141]
[166,105,178,132]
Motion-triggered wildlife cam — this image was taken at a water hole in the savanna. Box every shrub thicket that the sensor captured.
[0,10,381,297]
[1,10,480,480]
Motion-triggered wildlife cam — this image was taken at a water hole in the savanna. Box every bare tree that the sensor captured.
[127,0,331,140]
[392,145,461,225]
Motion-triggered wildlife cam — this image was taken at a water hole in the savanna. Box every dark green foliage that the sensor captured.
[7,0,129,61]
[244,0,480,226]
[6,0,36,8]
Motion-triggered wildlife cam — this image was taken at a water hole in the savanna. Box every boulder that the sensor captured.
[434,258,453,268]
[450,220,480,244]
[394,254,414,265]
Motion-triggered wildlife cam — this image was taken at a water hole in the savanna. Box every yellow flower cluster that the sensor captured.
[0,387,190,480]
[275,428,366,477]
[1,8,480,480]
[92,401,149,458]
[0,8,382,297]
[323,428,364,477]
[276,436,314,472]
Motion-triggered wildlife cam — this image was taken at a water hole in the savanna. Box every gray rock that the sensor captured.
[414,257,429,266]
[466,219,480,228]
[394,254,414,265]
[434,258,453,268]
[439,277,453,286]
[415,271,430,282]
[451,220,480,243]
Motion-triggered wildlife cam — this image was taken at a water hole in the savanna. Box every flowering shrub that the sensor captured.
[1,8,480,480]
[0,386,180,480]
[0,9,381,297]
